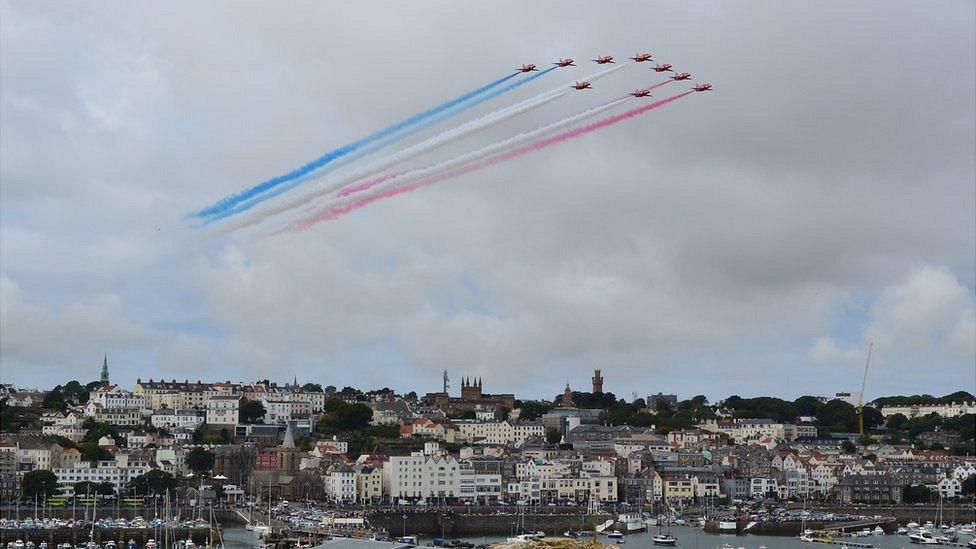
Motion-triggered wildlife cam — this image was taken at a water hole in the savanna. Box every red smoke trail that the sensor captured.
[286,90,695,232]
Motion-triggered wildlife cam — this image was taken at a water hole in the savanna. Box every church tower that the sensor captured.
[561,382,574,408]
[100,355,110,387]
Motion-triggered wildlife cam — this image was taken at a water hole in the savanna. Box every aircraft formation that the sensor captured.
[190,52,712,235]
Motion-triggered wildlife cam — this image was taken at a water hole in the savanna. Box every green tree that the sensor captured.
[333,403,373,431]
[841,440,857,454]
[128,470,177,495]
[82,418,120,445]
[794,395,822,417]
[545,428,562,444]
[962,475,975,496]
[240,399,266,424]
[902,484,932,504]
[886,413,908,431]
[74,481,115,496]
[80,443,113,463]
[518,401,551,421]
[42,389,68,411]
[301,383,323,392]
[817,400,858,432]
[22,470,60,499]
[186,447,215,474]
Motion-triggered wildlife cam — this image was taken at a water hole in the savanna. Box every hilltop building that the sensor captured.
[424,377,515,415]
[592,369,604,394]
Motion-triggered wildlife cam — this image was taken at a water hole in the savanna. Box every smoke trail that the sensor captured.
[288,91,695,231]
[191,71,521,220]
[220,64,637,233]
[235,97,630,237]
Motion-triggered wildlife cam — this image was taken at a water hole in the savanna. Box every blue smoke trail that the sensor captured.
[202,66,557,222]
[192,71,520,220]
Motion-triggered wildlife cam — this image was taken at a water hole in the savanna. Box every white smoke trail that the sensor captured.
[261,96,633,235]
[216,63,634,235]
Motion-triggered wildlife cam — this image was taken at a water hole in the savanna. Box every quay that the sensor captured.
[0,526,215,545]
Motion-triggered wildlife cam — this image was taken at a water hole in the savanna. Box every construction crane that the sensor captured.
[856,342,874,435]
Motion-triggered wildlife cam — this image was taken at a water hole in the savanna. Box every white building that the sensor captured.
[326,467,357,503]
[206,395,242,426]
[151,410,205,430]
[880,401,976,419]
[455,420,545,445]
[91,385,146,410]
[383,453,426,500]
[54,461,150,494]
[750,477,778,499]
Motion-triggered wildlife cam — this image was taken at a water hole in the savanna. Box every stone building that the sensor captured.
[424,377,515,415]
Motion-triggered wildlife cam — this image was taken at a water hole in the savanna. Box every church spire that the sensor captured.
[100,355,110,387]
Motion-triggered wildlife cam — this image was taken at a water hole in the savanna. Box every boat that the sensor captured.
[873,526,884,535]
[616,540,626,545]
[908,530,939,545]
[967,538,976,549]
[607,531,624,539]
[906,522,920,530]
[718,521,738,532]
[563,531,585,539]
[652,514,677,546]
[399,536,418,546]
[896,527,908,535]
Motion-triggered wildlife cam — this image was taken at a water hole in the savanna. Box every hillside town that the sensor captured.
[1,360,974,513]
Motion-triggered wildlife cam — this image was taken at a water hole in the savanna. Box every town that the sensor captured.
[1,360,974,542]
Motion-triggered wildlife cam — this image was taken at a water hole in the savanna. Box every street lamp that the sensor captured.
[402,513,407,537]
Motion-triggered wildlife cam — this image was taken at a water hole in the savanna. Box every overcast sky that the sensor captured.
[1,1,973,402]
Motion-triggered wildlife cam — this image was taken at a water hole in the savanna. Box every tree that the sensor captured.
[42,389,67,411]
[128,470,177,495]
[74,481,114,496]
[518,401,551,421]
[902,484,932,504]
[817,400,858,432]
[302,383,323,393]
[186,447,215,474]
[333,403,373,431]
[545,428,562,444]
[80,443,113,463]
[794,395,822,417]
[82,418,120,445]
[239,399,266,424]
[962,475,975,496]
[22,470,60,499]
[841,440,857,454]
[886,413,908,431]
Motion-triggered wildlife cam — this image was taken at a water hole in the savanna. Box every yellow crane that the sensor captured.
[856,342,874,435]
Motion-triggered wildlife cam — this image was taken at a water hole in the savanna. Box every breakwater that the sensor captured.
[367,511,614,536]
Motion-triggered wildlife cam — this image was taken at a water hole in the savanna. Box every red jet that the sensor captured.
[553,58,575,67]
[630,88,653,97]
[571,81,592,90]
[692,83,713,92]
[517,64,538,73]
[630,53,653,62]
[671,72,692,81]
[652,63,673,72]
[592,55,614,64]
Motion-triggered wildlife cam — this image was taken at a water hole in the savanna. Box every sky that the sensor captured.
[1,1,974,402]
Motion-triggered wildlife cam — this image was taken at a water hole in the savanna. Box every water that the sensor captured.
[457,525,944,549]
[221,526,261,548]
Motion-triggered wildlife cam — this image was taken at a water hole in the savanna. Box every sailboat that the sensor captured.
[652,512,677,546]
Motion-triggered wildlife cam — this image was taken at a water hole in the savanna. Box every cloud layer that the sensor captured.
[1,1,973,400]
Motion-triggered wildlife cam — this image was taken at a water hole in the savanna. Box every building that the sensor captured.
[591,370,604,394]
[100,355,110,387]
[206,394,242,426]
[424,377,515,415]
[647,393,678,411]
[834,474,904,504]
[151,410,205,431]
[880,401,976,419]
[54,460,150,495]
